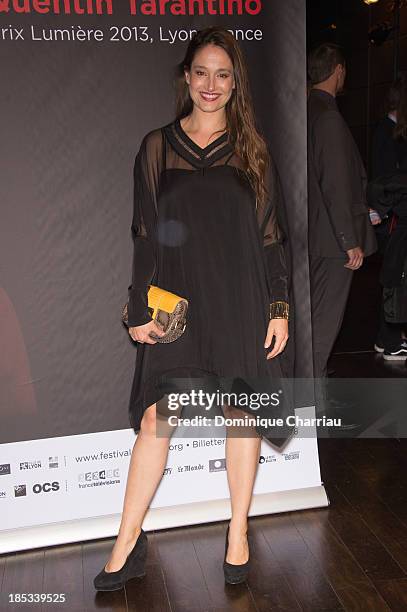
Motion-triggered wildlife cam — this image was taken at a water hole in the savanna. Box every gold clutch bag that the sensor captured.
[121,285,188,343]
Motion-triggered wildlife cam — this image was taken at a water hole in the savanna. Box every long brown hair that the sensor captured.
[174,26,270,209]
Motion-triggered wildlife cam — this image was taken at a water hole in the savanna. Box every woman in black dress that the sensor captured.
[94,25,293,591]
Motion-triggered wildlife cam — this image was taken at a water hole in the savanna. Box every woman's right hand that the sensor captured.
[128,319,165,344]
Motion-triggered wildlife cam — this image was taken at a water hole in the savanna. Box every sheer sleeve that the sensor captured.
[126,129,162,327]
[257,154,289,311]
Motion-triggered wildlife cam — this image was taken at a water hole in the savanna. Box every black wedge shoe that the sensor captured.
[93,528,148,591]
[223,524,250,585]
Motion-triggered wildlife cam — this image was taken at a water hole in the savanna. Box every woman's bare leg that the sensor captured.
[104,402,176,571]
[223,405,261,564]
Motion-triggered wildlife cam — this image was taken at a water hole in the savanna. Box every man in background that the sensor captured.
[307,43,377,425]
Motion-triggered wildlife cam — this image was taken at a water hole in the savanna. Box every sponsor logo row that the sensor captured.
[1,457,60,474]
[0,451,299,500]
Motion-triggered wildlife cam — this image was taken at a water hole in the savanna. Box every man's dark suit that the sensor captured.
[307,88,377,411]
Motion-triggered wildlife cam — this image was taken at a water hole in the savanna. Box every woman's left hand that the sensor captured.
[264,318,289,359]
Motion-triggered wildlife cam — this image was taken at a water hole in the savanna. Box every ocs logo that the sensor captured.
[33,481,60,494]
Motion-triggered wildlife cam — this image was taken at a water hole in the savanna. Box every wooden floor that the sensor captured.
[1,257,407,611]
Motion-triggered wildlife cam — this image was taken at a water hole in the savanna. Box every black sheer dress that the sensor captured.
[126,118,295,448]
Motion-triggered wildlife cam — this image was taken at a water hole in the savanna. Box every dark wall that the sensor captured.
[1,3,309,443]
[307,0,407,175]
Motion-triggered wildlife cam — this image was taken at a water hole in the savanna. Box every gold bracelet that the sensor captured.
[269,301,289,320]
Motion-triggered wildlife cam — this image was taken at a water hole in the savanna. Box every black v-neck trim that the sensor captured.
[163,119,234,169]
[175,118,229,155]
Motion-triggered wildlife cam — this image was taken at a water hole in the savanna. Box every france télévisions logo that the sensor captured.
[78,468,120,482]
[0,463,11,476]
[14,484,27,497]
